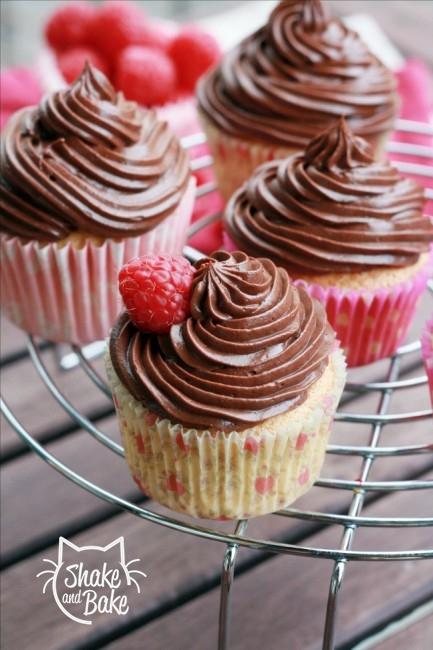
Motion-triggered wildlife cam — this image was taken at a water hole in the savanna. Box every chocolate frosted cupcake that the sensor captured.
[0,63,195,344]
[225,119,433,366]
[197,0,397,200]
[106,251,346,519]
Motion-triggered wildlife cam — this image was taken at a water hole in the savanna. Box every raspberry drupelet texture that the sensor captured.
[119,255,195,334]
[45,1,96,53]
[168,27,221,92]
[115,46,176,106]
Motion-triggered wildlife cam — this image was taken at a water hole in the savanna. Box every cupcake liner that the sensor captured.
[421,318,433,406]
[0,178,195,344]
[106,347,346,520]
[199,113,299,202]
[294,254,433,368]
[200,113,391,202]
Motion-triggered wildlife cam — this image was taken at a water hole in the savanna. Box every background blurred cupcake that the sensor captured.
[224,119,433,367]
[106,250,346,520]
[0,63,195,344]
[197,0,398,201]
[421,318,433,406]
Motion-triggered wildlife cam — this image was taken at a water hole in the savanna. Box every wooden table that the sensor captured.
[1,3,433,649]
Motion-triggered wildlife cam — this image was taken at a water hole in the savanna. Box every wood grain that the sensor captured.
[1,477,431,650]
[100,483,433,650]
[373,611,433,650]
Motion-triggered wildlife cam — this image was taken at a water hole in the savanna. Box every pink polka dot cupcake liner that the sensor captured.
[0,179,195,344]
[421,317,433,406]
[106,347,346,520]
[293,253,433,368]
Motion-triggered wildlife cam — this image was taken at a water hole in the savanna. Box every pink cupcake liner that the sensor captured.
[0,178,195,344]
[224,233,432,367]
[294,255,433,368]
[421,318,433,406]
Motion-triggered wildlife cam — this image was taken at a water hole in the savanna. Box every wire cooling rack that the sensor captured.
[1,118,433,650]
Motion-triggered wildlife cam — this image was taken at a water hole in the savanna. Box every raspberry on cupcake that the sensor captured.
[197,0,398,200]
[0,63,195,344]
[224,118,433,366]
[106,250,346,519]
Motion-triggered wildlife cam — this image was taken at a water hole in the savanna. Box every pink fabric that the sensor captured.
[0,67,42,129]
[390,59,433,215]
[421,317,433,405]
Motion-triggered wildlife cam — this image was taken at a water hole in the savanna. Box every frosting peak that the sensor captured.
[197,0,397,147]
[304,117,373,170]
[39,62,142,148]
[225,123,433,273]
[110,251,335,431]
[275,0,329,34]
[0,64,190,241]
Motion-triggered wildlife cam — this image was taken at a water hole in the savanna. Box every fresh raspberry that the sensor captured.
[119,255,195,334]
[134,22,172,52]
[115,46,176,106]
[168,27,221,92]
[91,0,149,63]
[45,1,96,52]
[57,48,110,84]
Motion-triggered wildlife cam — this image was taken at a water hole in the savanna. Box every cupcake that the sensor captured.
[224,119,433,367]
[421,318,433,406]
[106,250,346,519]
[197,0,398,201]
[0,63,195,344]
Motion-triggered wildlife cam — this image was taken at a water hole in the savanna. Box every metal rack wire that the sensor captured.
[1,118,433,650]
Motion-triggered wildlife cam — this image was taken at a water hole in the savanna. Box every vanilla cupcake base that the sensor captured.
[0,178,195,344]
[106,347,346,520]
[200,112,390,202]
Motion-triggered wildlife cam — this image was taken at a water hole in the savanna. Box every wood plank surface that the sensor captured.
[1,346,112,459]
[99,482,433,650]
[1,476,431,650]
[372,610,433,650]
[2,377,431,564]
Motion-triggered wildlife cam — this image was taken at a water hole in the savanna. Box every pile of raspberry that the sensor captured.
[45,0,221,106]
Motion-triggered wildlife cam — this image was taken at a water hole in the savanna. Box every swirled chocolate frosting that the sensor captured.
[197,0,397,146]
[225,119,433,273]
[0,63,190,241]
[110,251,335,431]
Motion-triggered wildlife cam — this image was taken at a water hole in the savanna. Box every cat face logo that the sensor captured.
[37,537,146,625]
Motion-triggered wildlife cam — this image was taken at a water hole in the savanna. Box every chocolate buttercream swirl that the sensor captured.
[110,251,335,431]
[197,0,397,146]
[225,119,433,273]
[0,63,190,241]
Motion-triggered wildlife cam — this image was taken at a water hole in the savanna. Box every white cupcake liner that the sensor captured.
[0,178,195,344]
[106,347,346,519]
